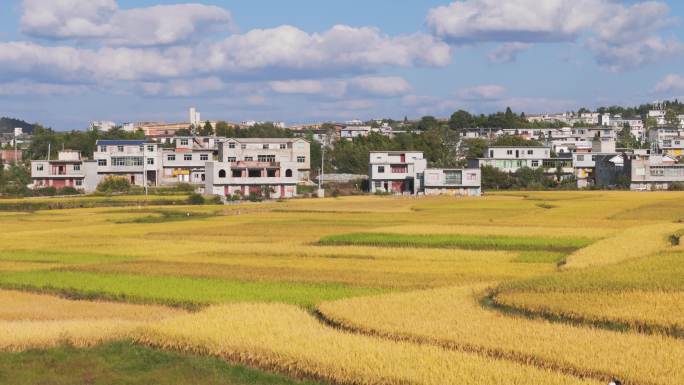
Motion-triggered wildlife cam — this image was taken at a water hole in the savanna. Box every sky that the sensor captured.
[1,0,684,130]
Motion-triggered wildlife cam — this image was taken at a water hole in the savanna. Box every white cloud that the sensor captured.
[348,76,411,97]
[269,80,336,95]
[487,42,531,63]
[21,0,234,46]
[138,77,226,97]
[457,84,506,101]
[427,0,683,71]
[0,80,89,96]
[655,74,684,93]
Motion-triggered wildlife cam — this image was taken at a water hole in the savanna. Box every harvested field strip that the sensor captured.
[562,223,683,269]
[317,285,684,385]
[136,303,600,385]
[318,232,593,252]
[492,290,684,338]
[499,252,684,292]
[0,270,384,309]
[0,289,187,321]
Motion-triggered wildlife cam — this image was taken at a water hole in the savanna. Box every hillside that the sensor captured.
[0,117,35,134]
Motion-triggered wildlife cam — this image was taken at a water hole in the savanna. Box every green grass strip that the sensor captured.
[0,270,385,310]
[318,233,592,252]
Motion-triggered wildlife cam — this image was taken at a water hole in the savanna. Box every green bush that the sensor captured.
[58,186,81,195]
[34,186,57,196]
[187,193,205,205]
[97,176,132,193]
[175,183,196,192]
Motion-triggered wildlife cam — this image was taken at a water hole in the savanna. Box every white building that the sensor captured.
[218,138,311,181]
[470,146,573,176]
[160,137,215,185]
[90,121,116,131]
[94,140,162,186]
[30,150,99,192]
[423,168,481,196]
[205,160,299,199]
[368,151,427,194]
[189,107,201,127]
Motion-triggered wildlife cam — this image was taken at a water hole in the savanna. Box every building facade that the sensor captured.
[369,151,427,194]
[423,168,481,196]
[160,137,215,185]
[30,150,99,192]
[219,138,310,181]
[94,140,162,186]
[204,160,299,199]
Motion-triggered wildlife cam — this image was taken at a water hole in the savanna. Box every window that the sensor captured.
[531,160,539,168]
[73,164,81,171]
[466,173,477,181]
[258,155,276,162]
[444,170,462,185]
[147,158,154,165]
[98,159,107,166]
[241,144,246,149]
[267,169,276,177]
[280,143,286,149]
[180,139,189,146]
[184,154,192,161]
[167,154,176,161]
[75,179,82,186]
[147,145,154,152]
[391,165,408,173]
[297,156,306,163]
[285,169,293,177]
[248,169,261,178]
[36,164,44,171]
[378,166,385,173]
[527,150,533,155]
[200,154,209,161]
[244,156,253,161]
[507,150,513,155]
[263,144,269,149]
[576,155,584,161]
[228,142,236,149]
[99,145,106,152]
[232,169,242,178]
[111,157,143,167]
[227,157,236,163]
[218,169,226,178]
[117,145,124,152]
[139,145,144,152]
[374,181,382,188]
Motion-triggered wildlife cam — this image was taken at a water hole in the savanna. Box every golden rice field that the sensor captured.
[0,191,683,385]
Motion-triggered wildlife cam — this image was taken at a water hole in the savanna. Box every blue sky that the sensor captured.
[1,0,684,130]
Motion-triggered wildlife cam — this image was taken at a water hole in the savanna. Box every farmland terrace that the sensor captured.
[0,191,682,385]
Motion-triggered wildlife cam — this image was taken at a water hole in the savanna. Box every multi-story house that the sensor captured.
[368,151,427,194]
[625,152,683,191]
[30,150,98,192]
[470,146,573,177]
[204,160,299,199]
[423,168,481,196]
[219,138,310,181]
[160,136,216,185]
[94,140,162,186]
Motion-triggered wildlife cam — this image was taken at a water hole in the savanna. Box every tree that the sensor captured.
[617,123,638,149]
[448,110,473,131]
[665,109,680,127]
[461,138,487,159]
[199,121,214,136]
[175,128,192,137]
[215,121,236,137]
[492,135,542,147]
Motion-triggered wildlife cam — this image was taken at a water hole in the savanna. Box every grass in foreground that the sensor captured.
[0,270,384,309]
[0,341,322,385]
[318,232,593,252]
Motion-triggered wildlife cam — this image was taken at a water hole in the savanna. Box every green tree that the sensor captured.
[461,138,488,159]
[199,121,214,136]
[448,110,473,131]
[665,109,680,127]
[492,135,542,147]
[617,123,638,149]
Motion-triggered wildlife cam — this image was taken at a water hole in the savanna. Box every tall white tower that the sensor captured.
[189,107,196,126]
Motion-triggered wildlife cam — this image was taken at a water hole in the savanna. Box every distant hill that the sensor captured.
[0,117,36,134]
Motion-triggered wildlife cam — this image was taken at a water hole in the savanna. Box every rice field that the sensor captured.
[0,191,682,385]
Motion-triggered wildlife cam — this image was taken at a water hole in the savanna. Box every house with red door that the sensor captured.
[30,150,99,192]
[368,151,427,194]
